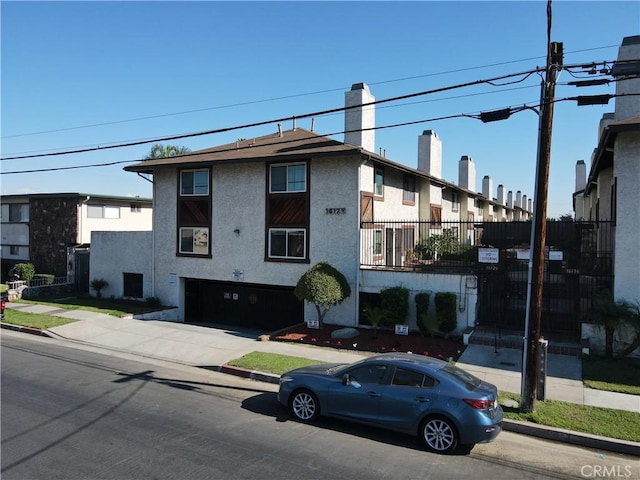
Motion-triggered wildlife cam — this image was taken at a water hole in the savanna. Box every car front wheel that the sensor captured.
[290,390,319,422]
[420,416,459,453]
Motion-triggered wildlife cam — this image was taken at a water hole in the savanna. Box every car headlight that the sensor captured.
[279,376,294,385]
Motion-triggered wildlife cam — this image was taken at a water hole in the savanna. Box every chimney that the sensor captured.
[516,191,522,208]
[345,82,375,152]
[458,156,476,191]
[507,191,513,208]
[614,35,640,121]
[482,175,493,199]
[522,195,528,211]
[575,160,587,192]
[417,130,442,178]
[497,184,506,205]
[528,198,533,212]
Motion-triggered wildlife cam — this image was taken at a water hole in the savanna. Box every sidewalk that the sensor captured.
[2,302,639,456]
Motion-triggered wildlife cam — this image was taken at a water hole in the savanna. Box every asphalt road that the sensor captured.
[2,332,638,480]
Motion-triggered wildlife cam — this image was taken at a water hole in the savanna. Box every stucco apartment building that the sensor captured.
[1,193,152,289]
[90,82,531,333]
[573,35,640,305]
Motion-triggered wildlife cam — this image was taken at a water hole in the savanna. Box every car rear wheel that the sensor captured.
[290,390,319,422]
[420,416,459,453]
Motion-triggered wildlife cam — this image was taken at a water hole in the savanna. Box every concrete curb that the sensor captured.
[1,322,49,337]
[3,322,638,456]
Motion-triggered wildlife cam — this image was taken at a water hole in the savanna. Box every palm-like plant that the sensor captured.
[144,144,190,160]
[582,296,638,358]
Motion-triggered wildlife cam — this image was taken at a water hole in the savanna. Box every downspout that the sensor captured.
[355,154,372,327]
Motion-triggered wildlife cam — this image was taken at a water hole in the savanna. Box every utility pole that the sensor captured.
[521,1,563,413]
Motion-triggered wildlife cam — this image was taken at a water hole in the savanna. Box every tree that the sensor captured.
[90,278,109,299]
[144,143,191,160]
[294,262,351,329]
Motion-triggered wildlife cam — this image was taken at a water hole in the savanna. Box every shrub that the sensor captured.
[33,274,55,285]
[12,263,35,281]
[380,286,409,325]
[415,292,431,336]
[294,262,351,328]
[360,303,386,337]
[146,296,161,307]
[90,278,109,299]
[435,292,457,334]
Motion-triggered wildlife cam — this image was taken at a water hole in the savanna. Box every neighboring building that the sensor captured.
[93,82,530,332]
[1,193,152,289]
[573,35,640,304]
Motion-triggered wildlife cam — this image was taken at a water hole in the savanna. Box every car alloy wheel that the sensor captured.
[421,416,458,453]
[291,390,319,421]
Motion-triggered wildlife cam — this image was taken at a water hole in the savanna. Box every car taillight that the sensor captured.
[463,398,493,410]
[1,299,5,311]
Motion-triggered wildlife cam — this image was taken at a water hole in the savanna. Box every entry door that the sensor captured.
[385,228,403,266]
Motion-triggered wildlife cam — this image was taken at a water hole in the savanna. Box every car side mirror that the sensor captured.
[342,374,350,385]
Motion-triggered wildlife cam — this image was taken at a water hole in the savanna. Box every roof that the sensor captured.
[0,192,152,203]
[125,128,369,174]
[123,127,524,211]
[585,115,640,193]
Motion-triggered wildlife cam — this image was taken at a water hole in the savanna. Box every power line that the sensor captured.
[0,66,551,161]
[1,44,620,140]
[4,92,635,176]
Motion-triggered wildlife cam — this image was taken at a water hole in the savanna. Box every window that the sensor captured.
[270,163,306,193]
[452,192,460,212]
[87,205,120,219]
[9,204,29,222]
[10,246,19,255]
[180,227,209,254]
[130,204,141,213]
[403,175,416,204]
[123,273,143,298]
[266,162,309,261]
[269,229,305,258]
[181,169,209,196]
[374,229,383,255]
[348,364,389,385]
[374,167,384,197]
[178,168,211,256]
[392,368,425,387]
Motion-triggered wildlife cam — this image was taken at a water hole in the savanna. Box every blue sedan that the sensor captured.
[278,352,502,453]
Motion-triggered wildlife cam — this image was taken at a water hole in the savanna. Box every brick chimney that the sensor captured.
[345,83,375,152]
[458,156,476,192]
[417,130,442,178]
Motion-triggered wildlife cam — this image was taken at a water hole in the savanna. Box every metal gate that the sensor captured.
[476,221,613,337]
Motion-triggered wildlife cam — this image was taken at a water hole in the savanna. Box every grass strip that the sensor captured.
[3,309,77,330]
[226,351,326,375]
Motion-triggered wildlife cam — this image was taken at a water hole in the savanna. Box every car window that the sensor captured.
[440,364,483,390]
[348,364,389,385]
[391,368,424,388]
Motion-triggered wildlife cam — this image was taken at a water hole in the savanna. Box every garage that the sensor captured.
[184,279,303,331]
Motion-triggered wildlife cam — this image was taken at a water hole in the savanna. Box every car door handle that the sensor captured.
[416,397,430,403]
[368,391,381,397]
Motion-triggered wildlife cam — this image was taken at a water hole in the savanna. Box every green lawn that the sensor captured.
[2,309,77,329]
[4,296,639,443]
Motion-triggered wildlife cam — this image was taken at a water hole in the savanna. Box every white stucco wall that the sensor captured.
[149,156,364,325]
[79,202,152,244]
[360,269,478,334]
[613,131,640,303]
[90,231,153,300]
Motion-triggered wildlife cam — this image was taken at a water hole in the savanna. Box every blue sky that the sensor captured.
[2,1,638,218]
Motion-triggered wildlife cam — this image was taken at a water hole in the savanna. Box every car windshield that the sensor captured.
[327,363,352,376]
[439,364,483,391]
